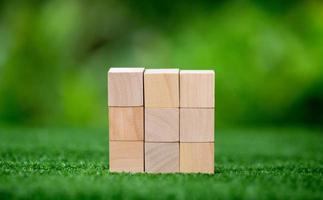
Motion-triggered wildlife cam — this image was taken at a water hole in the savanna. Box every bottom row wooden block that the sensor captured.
[180,143,214,173]
[109,141,144,173]
[109,141,214,173]
[145,142,179,173]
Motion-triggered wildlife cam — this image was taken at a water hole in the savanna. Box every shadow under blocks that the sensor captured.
[108,67,215,173]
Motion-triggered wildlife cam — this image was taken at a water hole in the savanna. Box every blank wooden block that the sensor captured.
[145,142,179,173]
[109,141,144,172]
[180,70,215,108]
[109,107,143,141]
[180,108,214,142]
[145,108,179,142]
[108,67,144,106]
[180,143,214,173]
[144,69,179,108]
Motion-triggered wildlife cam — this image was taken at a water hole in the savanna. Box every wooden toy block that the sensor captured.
[108,67,144,106]
[109,107,144,141]
[180,143,214,173]
[180,108,214,142]
[145,142,179,173]
[180,70,215,108]
[144,69,179,108]
[145,108,179,142]
[109,141,144,172]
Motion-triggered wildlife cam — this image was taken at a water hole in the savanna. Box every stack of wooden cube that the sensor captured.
[108,68,214,173]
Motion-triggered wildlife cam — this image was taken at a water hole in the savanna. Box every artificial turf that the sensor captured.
[0,127,322,199]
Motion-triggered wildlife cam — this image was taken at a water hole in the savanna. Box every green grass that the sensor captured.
[0,127,322,200]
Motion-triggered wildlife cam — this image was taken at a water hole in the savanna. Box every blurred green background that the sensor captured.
[0,0,322,128]
[1,2,323,199]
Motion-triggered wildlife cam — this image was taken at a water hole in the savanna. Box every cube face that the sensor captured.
[144,69,179,108]
[145,108,179,142]
[180,143,214,173]
[108,68,144,106]
[145,143,179,173]
[109,141,144,172]
[109,107,144,141]
[180,70,215,108]
[180,108,214,142]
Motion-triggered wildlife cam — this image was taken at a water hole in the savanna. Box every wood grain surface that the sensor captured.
[109,107,144,141]
[144,69,179,108]
[180,142,214,173]
[145,108,179,142]
[145,142,179,173]
[180,108,214,142]
[110,141,144,172]
[180,70,215,108]
[108,67,144,106]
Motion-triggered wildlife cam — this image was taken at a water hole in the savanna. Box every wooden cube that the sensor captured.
[144,69,179,108]
[145,142,179,173]
[109,141,144,172]
[180,70,215,108]
[145,108,179,142]
[180,143,214,173]
[109,107,144,141]
[180,108,214,142]
[108,67,144,106]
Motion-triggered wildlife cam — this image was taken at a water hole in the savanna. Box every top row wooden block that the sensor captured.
[108,68,144,106]
[108,68,215,108]
[180,70,215,108]
[144,69,179,108]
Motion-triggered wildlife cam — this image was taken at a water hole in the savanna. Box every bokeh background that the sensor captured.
[0,0,322,128]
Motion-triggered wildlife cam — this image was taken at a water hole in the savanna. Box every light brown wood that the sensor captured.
[180,70,215,108]
[144,69,179,108]
[145,142,179,173]
[109,141,144,172]
[109,107,144,141]
[108,67,144,106]
[145,108,179,142]
[180,143,214,173]
[180,108,214,142]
